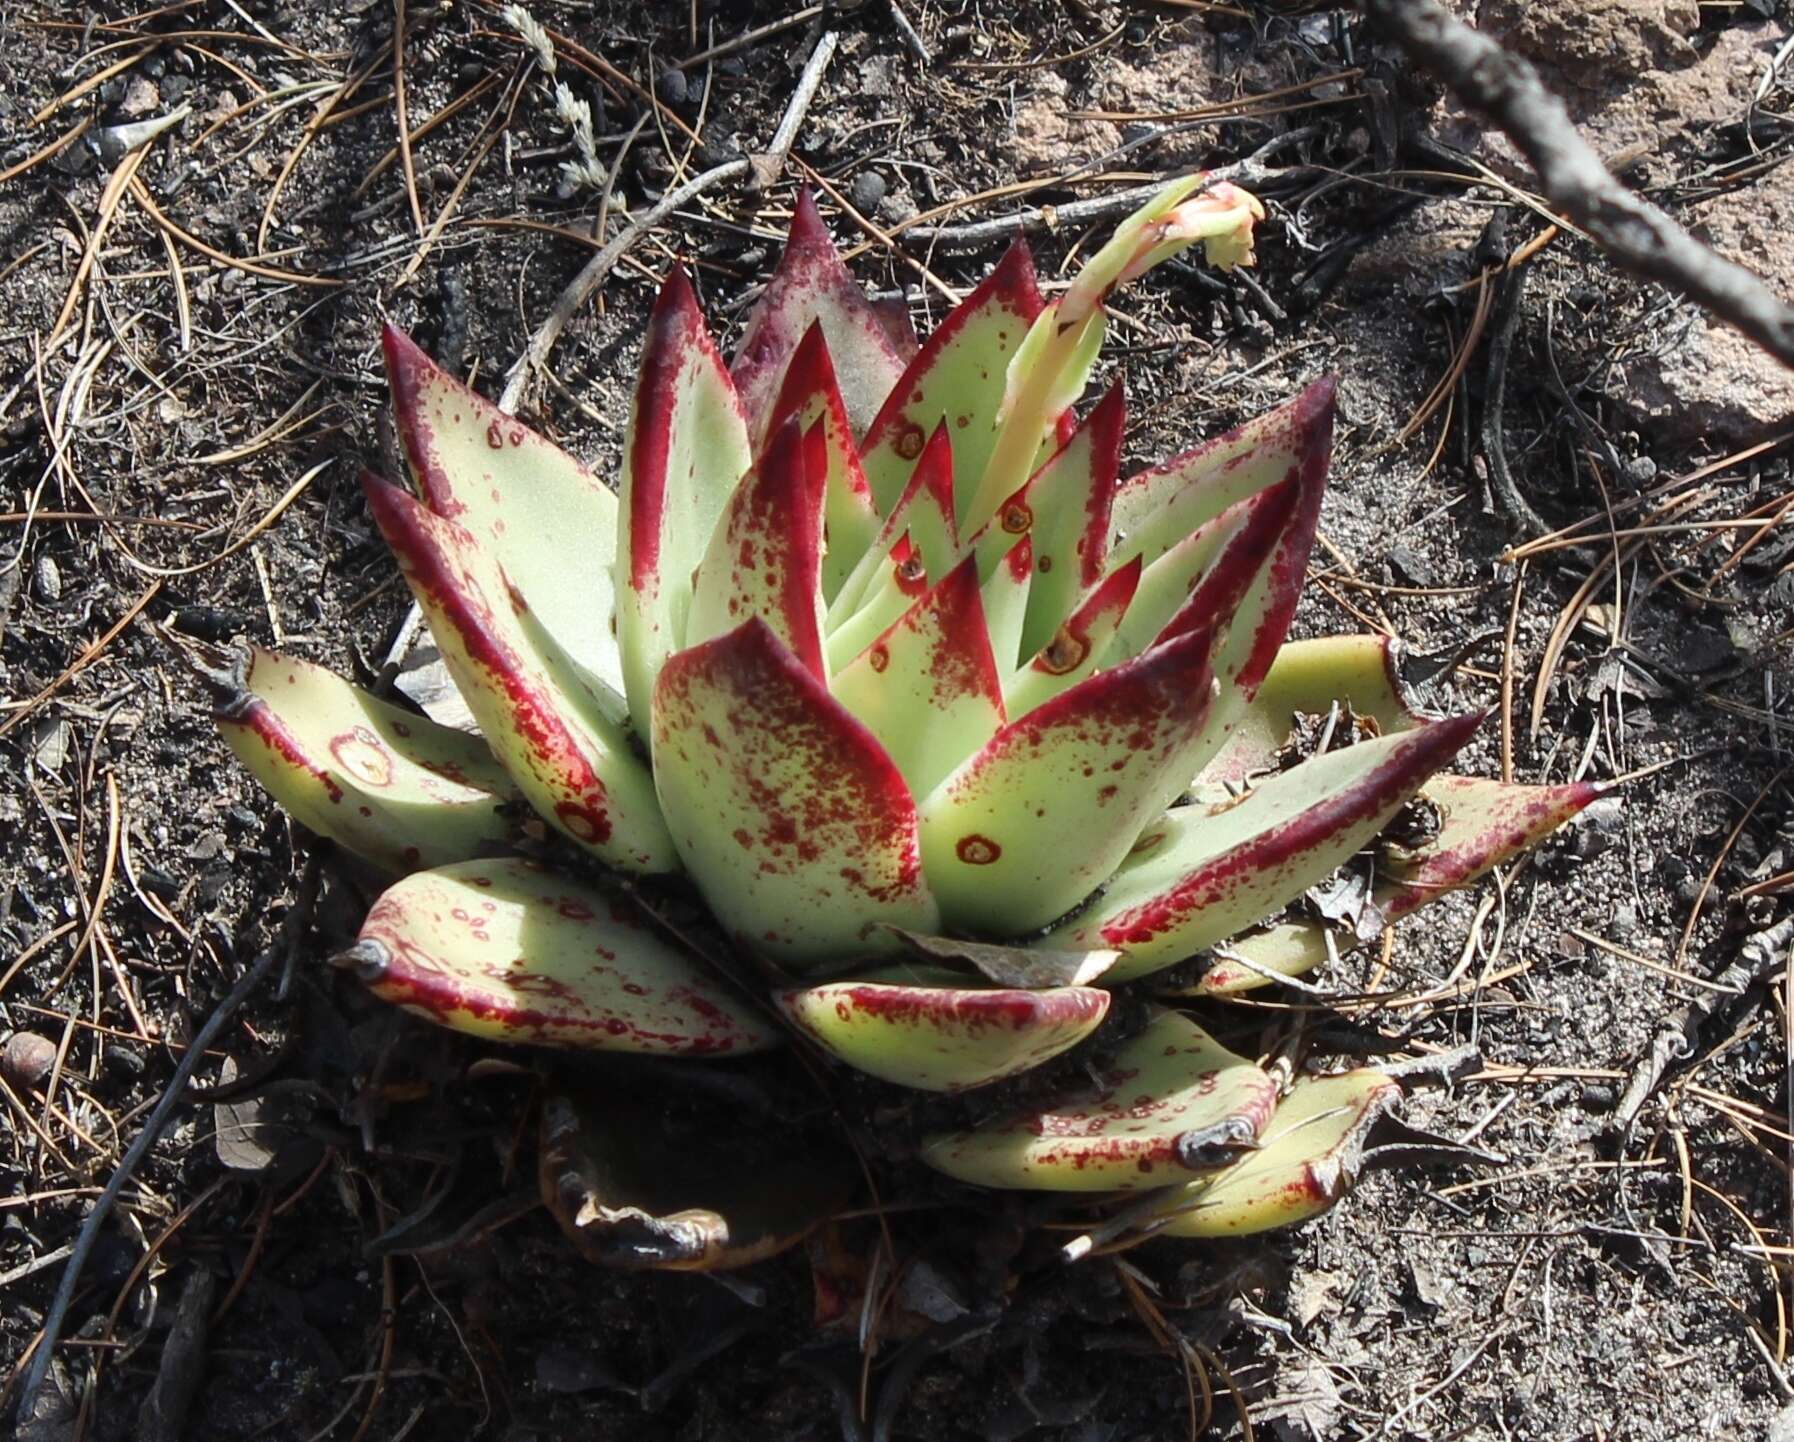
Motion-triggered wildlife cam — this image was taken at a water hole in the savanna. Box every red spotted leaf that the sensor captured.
[686,415,827,681]
[651,619,941,966]
[778,965,1109,1092]
[617,268,754,735]
[920,1010,1279,1192]
[1051,715,1481,981]
[830,554,1007,798]
[860,239,1045,517]
[919,626,1218,935]
[364,474,676,873]
[766,322,882,603]
[383,326,627,712]
[347,859,777,1053]
[193,639,515,874]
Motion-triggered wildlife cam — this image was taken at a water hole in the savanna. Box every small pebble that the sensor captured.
[655,68,687,107]
[848,170,886,215]
[104,1044,147,1080]
[2,1032,58,1090]
[33,555,60,603]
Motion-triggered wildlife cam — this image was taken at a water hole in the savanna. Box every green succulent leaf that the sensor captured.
[1379,773,1602,914]
[193,639,516,874]
[651,618,941,965]
[363,474,677,873]
[383,326,627,717]
[347,858,778,1053]
[686,415,828,679]
[1126,382,1335,821]
[541,1078,854,1270]
[920,1009,1279,1192]
[765,322,883,603]
[826,422,956,632]
[1201,633,1429,786]
[777,965,1109,1092]
[1134,1069,1399,1237]
[1108,464,1296,668]
[617,268,755,739]
[860,240,1044,517]
[978,534,1036,704]
[1051,714,1481,981]
[731,187,907,441]
[1007,380,1124,666]
[919,626,1219,936]
[829,554,1007,799]
[1005,555,1142,718]
[1179,775,1601,997]
[1177,920,1333,997]
[1109,378,1336,575]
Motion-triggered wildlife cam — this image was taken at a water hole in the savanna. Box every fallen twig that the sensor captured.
[16,947,278,1421]
[898,136,1310,253]
[746,27,839,191]
[1609,914,1794,1134]
[1361,0,1794,369]
[499,28,838,411]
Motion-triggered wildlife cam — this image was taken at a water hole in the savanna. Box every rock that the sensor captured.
[848,169,886,215]
[1438,19,1781,178]
[1091,31,1223,170]
[859,55,903,99]
[654,68,687,108]
[1620,160,1794,441]
[1,1031,58,1089]
[1002,71,1120,175]
[1480,0,1699,92]
[118,75,160,119]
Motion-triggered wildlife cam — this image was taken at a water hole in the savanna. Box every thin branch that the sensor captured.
[499,28,838,411]
[1361,0,1794,369]
[899,133,1314,253]
[17,945,280,1419]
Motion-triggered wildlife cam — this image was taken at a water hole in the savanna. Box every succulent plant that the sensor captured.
[181,174,1596,1268]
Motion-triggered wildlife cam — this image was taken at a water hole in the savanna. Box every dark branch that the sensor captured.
[1362,0,1794,370]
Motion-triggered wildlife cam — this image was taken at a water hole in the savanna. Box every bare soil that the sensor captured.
[2,2,1793,1440]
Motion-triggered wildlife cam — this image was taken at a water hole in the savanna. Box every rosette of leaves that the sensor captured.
[180,176,1596,1269]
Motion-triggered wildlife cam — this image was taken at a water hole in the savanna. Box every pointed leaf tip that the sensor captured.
[920,1010,1279,1192]
[380,326,629,714]
[1062,712,1483,980]
[860,237,1044,518]
[921,624,1218,935]
[767,322,883,603]
[687,413,827,681]
[1141,1068,1399,1237]
[730,190,905,439]
[354,859,778,1054]
[619,266,753,735]
[198,640,516,874]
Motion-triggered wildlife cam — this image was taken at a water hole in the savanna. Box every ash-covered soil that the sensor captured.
[2,2,1793,1439]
